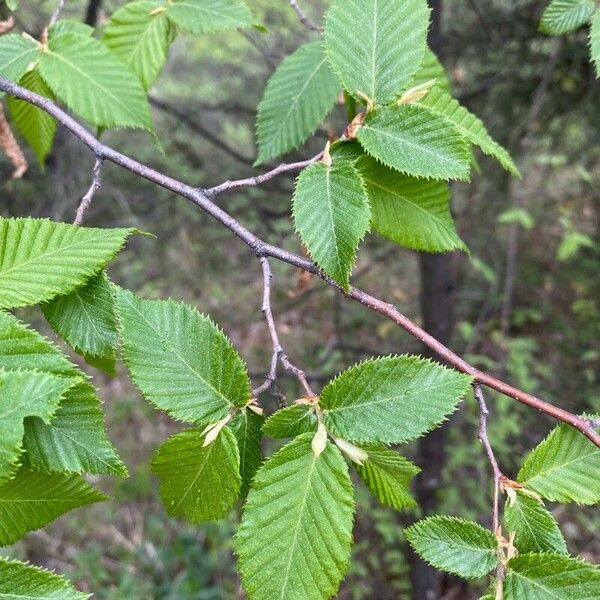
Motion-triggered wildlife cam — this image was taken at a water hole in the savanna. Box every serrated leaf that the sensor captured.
[262,404,318,438]
[229,409,263,496]
[539,0,596,35]
[330,140,365,164]
[42,271,118,373]
[7,69,56,167]
[255,41,340,165]
[166,0,253,35]
[115,288,251,423]
[236,433,355,600]
[0,558,89,600]
[103,0,175,90]
[0,217,133,309]
[319,355,472,444]
[410,49,451,94]
[405,516,498,579]
[151,426,240,523]
[416,86,519,176]
[504,491,567,554]
[0,34,41,96]
[505,553,600,598]
[590,10,600,77]
[49,20,95,38]
[292,161,370,290]
[0,467,106,546]
[357,105,471,181]
[38,32,152,130]
[517,422,600,505]
[355,445,419,510]
[324,0,430,104]
[356,155,466,253]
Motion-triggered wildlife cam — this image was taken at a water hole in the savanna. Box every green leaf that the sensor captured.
[38,33,153,130]
[0,368,74,481]
[356,156,466,253]
[292,161,371,290]
[557,230,595,261]
[151,426,241,523]
[591,11,600,77]
[0,467,106,546]
[49,20,95,38]
[0,558,89,600]
[0,34,41,94]
[229,409,263,496]
[0,217,133,309]
[262,404,318,438]
[504,491,567,554]
[405,516,498,579]
[255,41,340,165]
[7,69,56,167]
[236,433,355,600]
[410,49,451,94]
[320,355,472,444]
[355,445,419,510]
[103,0,176,90]
[517,422,600,505]
[505,553,600,598]
[166,0,253,35]
[357,105,471,181]
[497,207,534,229]
[324,0,430,104]
[539,0,596,34]
[416,86,520,176]
[42,271,118,373]
[115,288,251,423]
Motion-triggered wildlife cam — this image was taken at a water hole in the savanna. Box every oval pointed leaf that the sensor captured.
[229,409,263,496]
[320,355,472,444]
[292,161,370,290]
[539,0,596,35]
[324,0,430,104]
[262,404,318,439]
[151,426,241,523]
[0,34,41,92]
[166,0,253,35]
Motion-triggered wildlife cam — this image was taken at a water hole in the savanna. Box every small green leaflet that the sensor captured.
[115,288,252,423]
[591,10,600,77]
[355,445,419,511]
[151,427,241,523]
[539,0,596,35]
[236,433,355,600]
[166,0,253,35]
[357,105,471,181]
[103,0,176,91]
[505,553,600,598]
[7,69,56,167]
[405,516,498,579]
[356,156,466,253]
[409,49,451,94]
[255,41,340,165]
[38,32,153,130]
[0,217,133,309]
[0,559,89,600]
[4,0,18,10]
[292,161,370,290]
[0,368,74,481]
[229,409,263,496]
[319,355,472,444]
[503,491,567,554]
[0,34,41,97]
[324,0,430,105]
[517,422,600,505]
[262,404,318,438]
[0,467,106,546]
[42,271,118,374]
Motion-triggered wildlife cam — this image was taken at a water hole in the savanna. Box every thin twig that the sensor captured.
[74,157,103,225]
[289,0,322,32]
[2,76,598,447]
[49,0,67,26]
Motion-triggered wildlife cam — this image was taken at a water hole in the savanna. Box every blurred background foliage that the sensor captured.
[1,0,599,598]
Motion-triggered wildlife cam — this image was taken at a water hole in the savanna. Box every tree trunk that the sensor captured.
[84,0,102,26]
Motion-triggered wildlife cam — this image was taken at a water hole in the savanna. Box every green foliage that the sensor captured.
[0,34,40,96]
[356,105,471,180]
[539,0,596,34]
[115,288,251,423]
[591,11,600,76]
[236,433,355,600]
[0,218,133,309]
[292,161,370,289]
[255,42,340,165]
[262,404,318,438]
[165,0,253,35]
[48,20,94,38]
[151,427,241,523]
[229,409,263,496]
[517,422,600,504]
[324,0,430,104]
[405,516,498,579]
[319,355,472,443]
[355,445,419,510]
[410,49,451,94]
[503,491,567,554]
[0,467,106,546]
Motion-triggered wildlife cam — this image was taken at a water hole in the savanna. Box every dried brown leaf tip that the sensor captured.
[0,104,28,180]
[344,112,365,140]
[0,17,15,35]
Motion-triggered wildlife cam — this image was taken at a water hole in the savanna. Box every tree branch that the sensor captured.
[74,157,102,225]
[289,0,321,32]
[1,76,598,448]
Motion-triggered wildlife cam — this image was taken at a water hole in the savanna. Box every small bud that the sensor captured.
[333,437,369,465]
[398,79,436,105]
[322,141,332,167]
[248,404,264,416]
[202,414,232,447]
[311,421,328,457]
